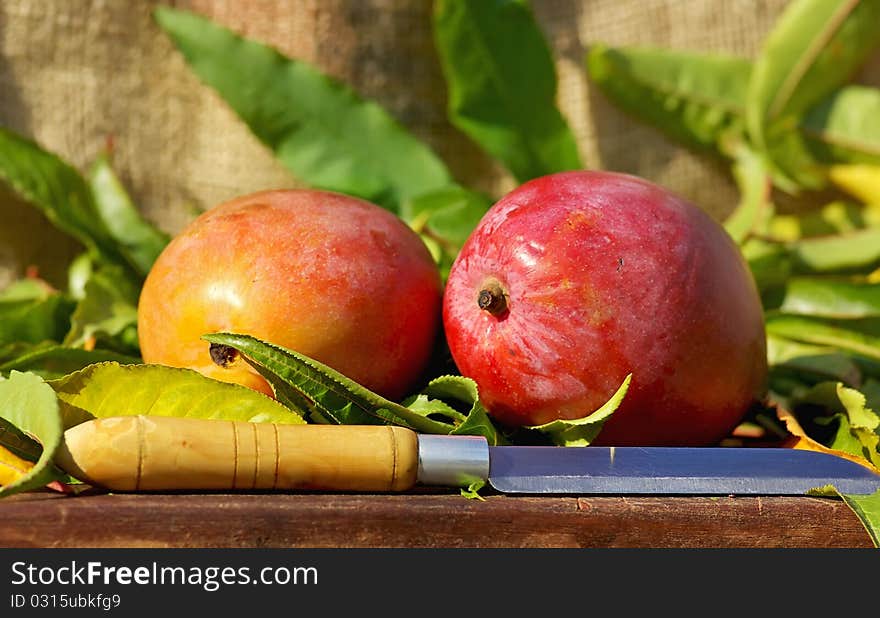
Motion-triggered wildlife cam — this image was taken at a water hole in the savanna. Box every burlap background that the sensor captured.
[1,0,877,289]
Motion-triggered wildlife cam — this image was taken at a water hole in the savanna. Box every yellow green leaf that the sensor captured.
[47,362,306,429]
[828,163,880,205]
[0,372,64,498]
[0,444,34,487]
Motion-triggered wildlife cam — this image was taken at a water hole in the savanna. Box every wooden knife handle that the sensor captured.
[55,416,420,492]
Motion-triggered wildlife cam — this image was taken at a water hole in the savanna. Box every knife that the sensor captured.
[54,415,880,495]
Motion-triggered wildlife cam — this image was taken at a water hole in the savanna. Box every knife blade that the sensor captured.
[55,416,880,496]
[483,443,880,495]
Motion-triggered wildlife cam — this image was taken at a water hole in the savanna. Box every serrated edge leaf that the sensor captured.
[526,374,632,446]
[421,374,506,445]
[774,396,880,474]
[202,332,455,434]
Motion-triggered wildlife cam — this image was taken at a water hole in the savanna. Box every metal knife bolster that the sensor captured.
[417,434,490,487]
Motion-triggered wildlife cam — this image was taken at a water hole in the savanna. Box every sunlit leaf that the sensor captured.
[0,126,130,270]
[155,6,453,211]
[766,333,863,386]
[837,489,880,546]
[434,0,582,181]
[794,381,880,467]
[48,362,305,428]
[403,185,490,280]
[63,263,140,355]
[802,87,880,166]
[741,238,793,296]
[765,314,880,361]
[747,0,880,157]
[586,44,750,156]
[724,143,774,243]
[421,374,506,445]
[0,445,34,488]
[776,277,880,319]
[827,162,880,204]
[792,227,880,273]
[203,332,456,433]
[769,201,880,241]
[0,372,65,497]
[774,400,880,474]
[525,374,631,446]
[88,152,170,277]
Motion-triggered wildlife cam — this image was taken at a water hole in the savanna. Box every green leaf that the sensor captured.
[584,39,880,187]
[748,0,880,143]
[155,6,453,211]
[403,186,490,251]
[765,314,880,362]
[740,238,793,296]
[0,371,64,497]
[419,375,506,445]
[63,263,141,354]
[769,201,880,241]
[403,394,465,423]
[0,126,128,268]
[586,44,751,156]
[88,152,169,277]
[746,0,880,187]
[0,416,42,464]
[824,412,875,462]
[828,164,880,205]
[0,280,75,347]
[433,0,582,182]
[66,253,94,301]
[202,332,457,434]
[723,143,774,244]
[794,381,879,467]
[0,343,139,380]
[47,362,305,429]
[775,277,880,319]
[792,227,880,273]
[839,489,880,547]
[460,479,487,501]
[808,484,880,546]
[863,378,880,409]
[403,185,490,280]
[801,85,880,165]
[525,374,632,446]
[856,358,880,382]
[0,342,37,365]
[766,333,863,386]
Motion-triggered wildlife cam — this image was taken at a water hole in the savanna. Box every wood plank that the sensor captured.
[0,490,872,548]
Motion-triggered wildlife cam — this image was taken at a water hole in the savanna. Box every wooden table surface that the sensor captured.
[0,489,873,548]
